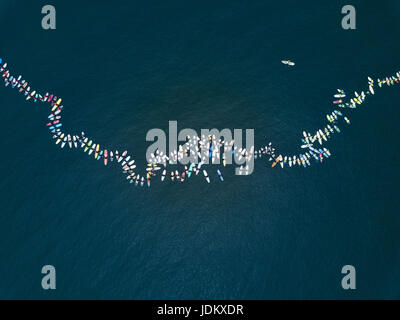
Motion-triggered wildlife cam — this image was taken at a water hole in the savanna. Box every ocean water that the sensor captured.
[0,0,399,299]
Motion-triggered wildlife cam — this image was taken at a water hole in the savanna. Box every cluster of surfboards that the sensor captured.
[2,56,400,187]
[146,152,225,186]
[377,73,400,87]
[0,57,140,182]
[144,134,251,185]
[264,71,400,169]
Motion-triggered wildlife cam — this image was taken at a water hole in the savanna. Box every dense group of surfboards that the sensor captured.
[264,71,400,168]
[1,56,399,187]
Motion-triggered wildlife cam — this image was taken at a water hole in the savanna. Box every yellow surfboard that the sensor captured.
[51,99,62,112]
[94,144,100,158]
[56,134,64,144]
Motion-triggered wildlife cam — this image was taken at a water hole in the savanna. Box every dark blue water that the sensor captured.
[0,0,399,299]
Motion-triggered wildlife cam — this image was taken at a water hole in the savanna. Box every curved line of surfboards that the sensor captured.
[1,56,399,187]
